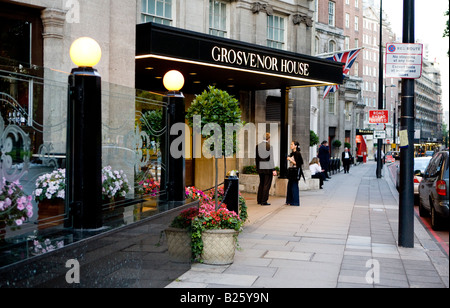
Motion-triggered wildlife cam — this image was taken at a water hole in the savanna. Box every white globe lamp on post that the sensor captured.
[67,37,103,229]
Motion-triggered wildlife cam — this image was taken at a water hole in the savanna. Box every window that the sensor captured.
[328,93,336,114]
[345,37,350,50]
[355,0,359,8]
[328,1,335,27]
[353,62,359,77]
[141,0,172,25]
[345,102,352,121]
[209,0,227,37]
[267,15,285,49]
[345,13,350,28]
[354,16,359,31]
[328,40,336,53]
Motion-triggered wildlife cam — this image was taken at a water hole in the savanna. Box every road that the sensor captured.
[387,161,449,256]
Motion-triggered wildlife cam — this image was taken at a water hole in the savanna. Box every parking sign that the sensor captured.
[385,43,423,79]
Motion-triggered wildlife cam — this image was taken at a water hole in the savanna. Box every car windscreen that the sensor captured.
[414,159,432,172]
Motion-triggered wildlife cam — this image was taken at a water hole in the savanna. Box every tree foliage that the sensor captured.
[186,86,243,209]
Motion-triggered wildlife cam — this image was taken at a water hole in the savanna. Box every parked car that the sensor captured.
[392,151,401,160]
[396,157,432,197]
[418,151,449,230]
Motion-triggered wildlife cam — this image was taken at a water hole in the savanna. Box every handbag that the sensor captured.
[288,167,306,182]
[288,167,300,181]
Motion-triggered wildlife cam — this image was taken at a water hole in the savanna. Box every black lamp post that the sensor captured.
[67,37,103,229]
[376,0,384,179]
[399,0,416,248]
[163,70,186,205]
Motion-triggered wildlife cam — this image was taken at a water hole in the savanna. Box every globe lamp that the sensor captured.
[163,70,185,92]
[70,37,102,68]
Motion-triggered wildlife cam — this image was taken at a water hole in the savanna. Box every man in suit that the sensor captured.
[256,133,277,206]
[342,147,353,173]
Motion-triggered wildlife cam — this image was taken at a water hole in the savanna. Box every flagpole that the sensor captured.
[315,47,365,59]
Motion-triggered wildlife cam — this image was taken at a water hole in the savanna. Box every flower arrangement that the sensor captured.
[170,207,199,230]
[206,185,248,224]
[0,178,33,230]
[139,178,160,197]
[101,166,130,201]
[34,169,65,202]
[185,186,211,203]
[165,185,248,262]
[191,201,243,260]
[31,238,64,255]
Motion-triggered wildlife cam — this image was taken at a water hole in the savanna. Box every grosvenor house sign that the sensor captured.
[211,46,310,77]
[136,23,344,90]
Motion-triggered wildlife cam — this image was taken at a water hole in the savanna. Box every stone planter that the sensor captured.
[165,227,192,263]
[201,229,239,265]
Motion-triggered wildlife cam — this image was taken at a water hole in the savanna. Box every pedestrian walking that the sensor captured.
[286,141,304,206]
[342,147,353,173]
[256,133,277,206]
[309,157,326,189]
[318,141,331,179]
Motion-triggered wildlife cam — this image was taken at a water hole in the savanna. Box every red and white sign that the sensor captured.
[369,110,389,124]
[385,43,423,79]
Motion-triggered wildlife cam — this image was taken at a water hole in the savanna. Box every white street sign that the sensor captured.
[385,43,423,79]
[374,130,386,139]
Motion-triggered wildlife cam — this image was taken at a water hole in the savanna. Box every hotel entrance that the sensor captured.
[136,23,344,189]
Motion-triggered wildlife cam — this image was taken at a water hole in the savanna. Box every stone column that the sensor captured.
[41,8,67,154]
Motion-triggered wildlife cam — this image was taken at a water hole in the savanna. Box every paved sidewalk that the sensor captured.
[167,162,449,288]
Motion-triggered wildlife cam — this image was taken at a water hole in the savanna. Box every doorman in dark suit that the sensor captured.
[256,133,277,206]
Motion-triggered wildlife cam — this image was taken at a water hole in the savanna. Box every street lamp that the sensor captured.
[67,37,103,229]
[163,70,186,205]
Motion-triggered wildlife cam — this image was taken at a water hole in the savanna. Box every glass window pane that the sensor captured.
[149,0,156,14]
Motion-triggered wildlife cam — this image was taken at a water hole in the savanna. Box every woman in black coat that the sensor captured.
[286,141,304,206]
[317,141,331,179]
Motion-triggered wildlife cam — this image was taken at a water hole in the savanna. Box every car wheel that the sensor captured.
[418,197,429,217]
[431,203,444,231]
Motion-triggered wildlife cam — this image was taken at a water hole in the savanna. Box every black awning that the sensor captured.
[136,22,344,93]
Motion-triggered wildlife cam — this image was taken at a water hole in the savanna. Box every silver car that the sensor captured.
[396,156,432,196]
[418,151,449,230]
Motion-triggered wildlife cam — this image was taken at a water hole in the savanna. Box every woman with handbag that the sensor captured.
[286,141,304,206]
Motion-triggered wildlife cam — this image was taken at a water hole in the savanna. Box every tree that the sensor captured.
[186,86,243,209]
[310,130,320,147]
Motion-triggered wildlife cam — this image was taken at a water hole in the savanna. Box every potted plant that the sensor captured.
[34,169,66,229]
[186,86,243,209]
[165,206,199,263]
[191,200,244,265]
[1,178,34,239]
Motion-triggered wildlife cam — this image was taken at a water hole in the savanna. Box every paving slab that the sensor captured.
[166,162,449,289]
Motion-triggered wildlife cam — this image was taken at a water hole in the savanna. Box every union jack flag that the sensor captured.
[323,48,362,99]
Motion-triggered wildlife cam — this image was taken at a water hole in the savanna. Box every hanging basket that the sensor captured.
[201,229,239,265]
[165,227,192,263]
